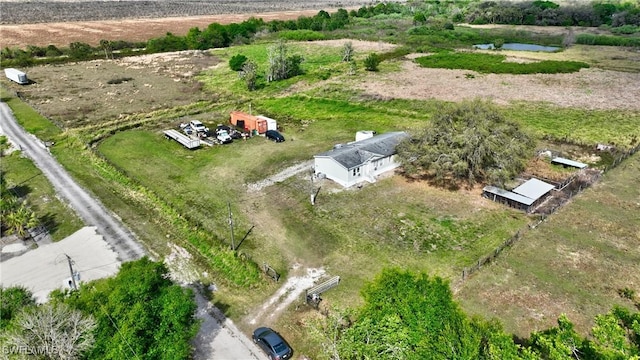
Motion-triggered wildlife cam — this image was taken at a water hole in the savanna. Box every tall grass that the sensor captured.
[576,33,640,47]
[415,52,589,74]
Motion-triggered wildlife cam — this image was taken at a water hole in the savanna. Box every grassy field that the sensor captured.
[457,151,640,337]
[4,19,640,357]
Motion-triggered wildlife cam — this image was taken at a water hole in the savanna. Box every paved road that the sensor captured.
[0,102,146,261]
[1,102,268,359]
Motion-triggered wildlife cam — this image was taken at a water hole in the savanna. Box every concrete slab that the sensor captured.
[0,226,120,303]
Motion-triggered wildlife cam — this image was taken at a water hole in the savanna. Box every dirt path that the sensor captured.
[247,264,326,326]
[247,160,314,192]
[192,287,268,360]
[1,101,268,359]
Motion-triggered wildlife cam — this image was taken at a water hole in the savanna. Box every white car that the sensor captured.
[216,129,233,144]
[189,120,208,134]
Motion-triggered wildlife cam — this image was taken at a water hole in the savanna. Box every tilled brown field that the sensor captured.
[0,9,355,49]
[0,0,372,24]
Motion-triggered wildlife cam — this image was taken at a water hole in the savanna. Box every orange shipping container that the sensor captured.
[230,111,267,134]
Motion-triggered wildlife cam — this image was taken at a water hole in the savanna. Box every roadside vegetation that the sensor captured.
[308,269,640,359]
[0,258,198,360]
[2,1,640,358]
[0,125,81,241]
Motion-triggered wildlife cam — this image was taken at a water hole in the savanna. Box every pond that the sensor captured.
[473,43,561,52]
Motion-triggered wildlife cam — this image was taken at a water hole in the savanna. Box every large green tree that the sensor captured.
[333,269,531,359]
[396,99,534,186]
[53,257,198,360]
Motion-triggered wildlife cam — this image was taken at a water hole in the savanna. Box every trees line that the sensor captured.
[314,268,640,359]
[3,1,638,69]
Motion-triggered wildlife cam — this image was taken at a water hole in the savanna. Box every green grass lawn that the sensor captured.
[5,28,640,357]
[97,111,530,320]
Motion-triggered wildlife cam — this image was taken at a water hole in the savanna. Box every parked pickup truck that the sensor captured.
[189,120,209,134]
[216,129,233,144]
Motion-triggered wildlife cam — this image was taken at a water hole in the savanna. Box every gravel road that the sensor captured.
[1,101,270,359]
[0,102,146,261]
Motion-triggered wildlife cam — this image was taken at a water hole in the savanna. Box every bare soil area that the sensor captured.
[0,9,355,48]
[6,50,219,128]
[355,57,640,110]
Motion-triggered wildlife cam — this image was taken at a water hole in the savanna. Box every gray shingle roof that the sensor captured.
[315,132,408,169]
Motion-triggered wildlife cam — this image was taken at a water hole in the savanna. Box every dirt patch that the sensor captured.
[7,50,218,128]
[246,264,326,326]
[247,160,313,192]
[354,59,640,110]
[301,39,399,53]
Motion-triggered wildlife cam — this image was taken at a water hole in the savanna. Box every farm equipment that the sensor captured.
[163,129,200,149]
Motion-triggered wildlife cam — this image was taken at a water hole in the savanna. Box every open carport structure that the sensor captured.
[483,178,555,213]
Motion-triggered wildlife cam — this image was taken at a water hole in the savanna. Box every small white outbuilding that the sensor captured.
[256,115,277,131]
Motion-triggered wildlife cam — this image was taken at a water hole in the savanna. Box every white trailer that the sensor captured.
[256,115,277,131]
[4,68,29,85]
[163,129,200,149]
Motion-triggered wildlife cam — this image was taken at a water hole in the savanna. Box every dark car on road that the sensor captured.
[265,130,285,142]
[252,327,292,360]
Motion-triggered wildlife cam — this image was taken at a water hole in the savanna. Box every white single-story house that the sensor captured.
[314,131,408,188]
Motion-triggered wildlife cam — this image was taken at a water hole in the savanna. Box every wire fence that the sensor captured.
[461,143,640,282]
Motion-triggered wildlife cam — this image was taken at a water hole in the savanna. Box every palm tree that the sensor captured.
[4,204,37,239]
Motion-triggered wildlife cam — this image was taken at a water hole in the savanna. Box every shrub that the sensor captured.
[278,30,326,41]
[576,33,640,46]
[229,54,248,71]
[618,287,636,300]
[610,25,640,35]
[364,53,381,71]
[45,45,63,57]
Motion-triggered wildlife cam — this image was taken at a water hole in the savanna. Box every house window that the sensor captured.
[352,167,361,176]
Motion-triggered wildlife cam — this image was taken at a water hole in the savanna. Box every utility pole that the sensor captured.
[65,254,77,290]
[228,202,235,250]
[310,171,321,205]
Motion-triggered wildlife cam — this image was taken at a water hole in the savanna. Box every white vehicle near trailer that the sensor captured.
[216,129,233,144]
[189,120,209,135]
[4,68,29,85]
